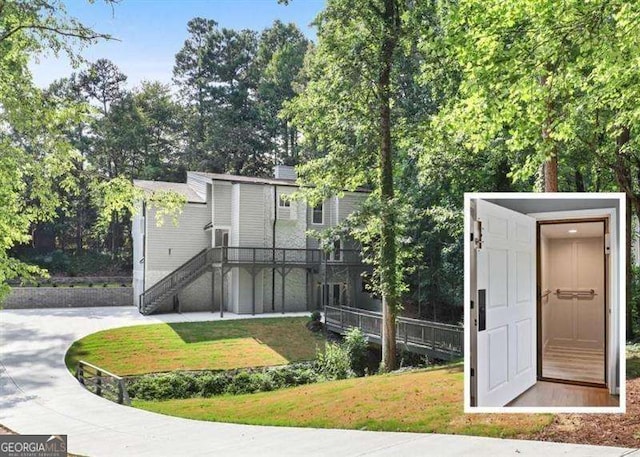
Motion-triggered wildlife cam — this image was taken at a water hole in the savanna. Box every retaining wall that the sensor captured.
[2,286,133,309]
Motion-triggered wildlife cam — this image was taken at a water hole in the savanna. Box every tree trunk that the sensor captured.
[379,0,400,372]
[613,126,637,340]
[575,169,585,192]
[543,158,558,192]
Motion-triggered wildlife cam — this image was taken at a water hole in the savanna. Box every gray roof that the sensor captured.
[190,171,298,187]
[133,180,206,203]
[190,171,370,193]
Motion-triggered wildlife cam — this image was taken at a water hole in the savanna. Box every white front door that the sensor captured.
[476,200,537,406]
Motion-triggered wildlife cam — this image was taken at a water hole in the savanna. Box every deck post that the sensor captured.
[96,369,102,397]
[117,380,124,404]
[211,267,216,313]
[308,270,314,311]
[323,253,328,308]
[281,250,286,314]
[77,363,84,385]
[251,266,256,316]
[220,267,224,318]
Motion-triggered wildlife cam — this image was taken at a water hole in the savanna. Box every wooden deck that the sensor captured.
[324,305,463,361]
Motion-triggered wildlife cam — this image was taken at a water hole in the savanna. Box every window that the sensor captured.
[312,202,324,224]
[278,194,290,208]
[332,284,341,306]
[214,229,229,247]
[331,239,341,261]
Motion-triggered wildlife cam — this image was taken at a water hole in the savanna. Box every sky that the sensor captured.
[30,0,325,89]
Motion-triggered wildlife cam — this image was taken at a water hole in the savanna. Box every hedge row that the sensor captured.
[126,363,320,401]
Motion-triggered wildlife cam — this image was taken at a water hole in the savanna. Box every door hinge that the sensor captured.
[473,219,483,250]
[470,299,474,309]
[470,368,475,377]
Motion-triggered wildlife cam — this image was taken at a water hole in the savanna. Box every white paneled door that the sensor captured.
[476,200,537,407]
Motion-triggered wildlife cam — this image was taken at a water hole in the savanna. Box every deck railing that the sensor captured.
[209,247,364,266]
[139,248,214,314]
[324,305,463,359]
[139,246,368,315]
[76,360,130,405]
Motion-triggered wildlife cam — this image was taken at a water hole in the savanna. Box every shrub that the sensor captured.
[127,373,199,400]
[314,342,353,380]
[127,363,326,401]
[225,371,262,395]
[343,327,368,376]
[268,363,319,387]
[310,310,321,322]
[198,373,228,397]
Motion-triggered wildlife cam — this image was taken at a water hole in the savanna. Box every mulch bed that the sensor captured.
[530,378,640,448]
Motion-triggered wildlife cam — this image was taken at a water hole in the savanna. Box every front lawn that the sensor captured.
[65,317,324,375]
[133,365,552,437]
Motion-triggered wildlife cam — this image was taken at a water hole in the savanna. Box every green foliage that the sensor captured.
[314,342,354,381]
[127,364,321,401]
[127,372,200,400]
[18,250,125,277]
[309,310,322,322]
[342,327,368,376]
[0,1,112,300]
[198,373,229,397]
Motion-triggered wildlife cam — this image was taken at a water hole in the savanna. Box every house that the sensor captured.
[132,165,379,315]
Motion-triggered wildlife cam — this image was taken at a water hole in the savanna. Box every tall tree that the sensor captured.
[0,0,111,298]
[77,58,128,178]
[174,19,268,175]
[428,0,640,336]
[287,0,420,370]
[256,20,310,166]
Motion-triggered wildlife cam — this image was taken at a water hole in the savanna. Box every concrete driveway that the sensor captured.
[0,307,637,457]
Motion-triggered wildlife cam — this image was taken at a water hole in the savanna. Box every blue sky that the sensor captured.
[31,0,325,88]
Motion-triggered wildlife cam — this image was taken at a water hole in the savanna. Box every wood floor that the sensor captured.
[542,344,605,384]
[508,381,618,407]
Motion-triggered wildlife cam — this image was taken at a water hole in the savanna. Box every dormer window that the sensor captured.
[312,202,324,225]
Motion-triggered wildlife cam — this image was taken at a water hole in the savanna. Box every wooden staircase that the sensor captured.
[139,248,216,315]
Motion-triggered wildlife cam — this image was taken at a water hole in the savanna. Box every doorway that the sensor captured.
[466,194,622,410]
[538,219,607,386]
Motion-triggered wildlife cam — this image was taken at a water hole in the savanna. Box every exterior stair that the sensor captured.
[139,248,216,315]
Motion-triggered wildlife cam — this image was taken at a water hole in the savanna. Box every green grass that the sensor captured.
[133,365,553,437]
[627,343,640,379]
[65,317,324,376]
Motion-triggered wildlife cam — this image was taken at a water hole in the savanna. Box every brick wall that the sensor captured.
[2,287,133,309]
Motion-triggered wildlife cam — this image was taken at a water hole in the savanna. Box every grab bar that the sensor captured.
[554,288,596,297]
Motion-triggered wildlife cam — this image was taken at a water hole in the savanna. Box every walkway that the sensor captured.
[0,307,636,457]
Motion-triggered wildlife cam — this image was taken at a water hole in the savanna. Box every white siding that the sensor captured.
[186,172,208,200]
[132,200,145,307]
[239,184,267,246]
[213,181,232,227]
[338,192,366,222]
[145,202,210,287]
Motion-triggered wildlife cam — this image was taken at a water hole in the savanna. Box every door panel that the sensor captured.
[546,236,604,349]
[476,200,537,407]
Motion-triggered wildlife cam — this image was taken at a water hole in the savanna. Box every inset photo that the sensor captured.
[464,193,626,413]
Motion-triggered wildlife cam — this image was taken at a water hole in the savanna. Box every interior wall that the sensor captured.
[540,233,550,350]
[545,235,605,350]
